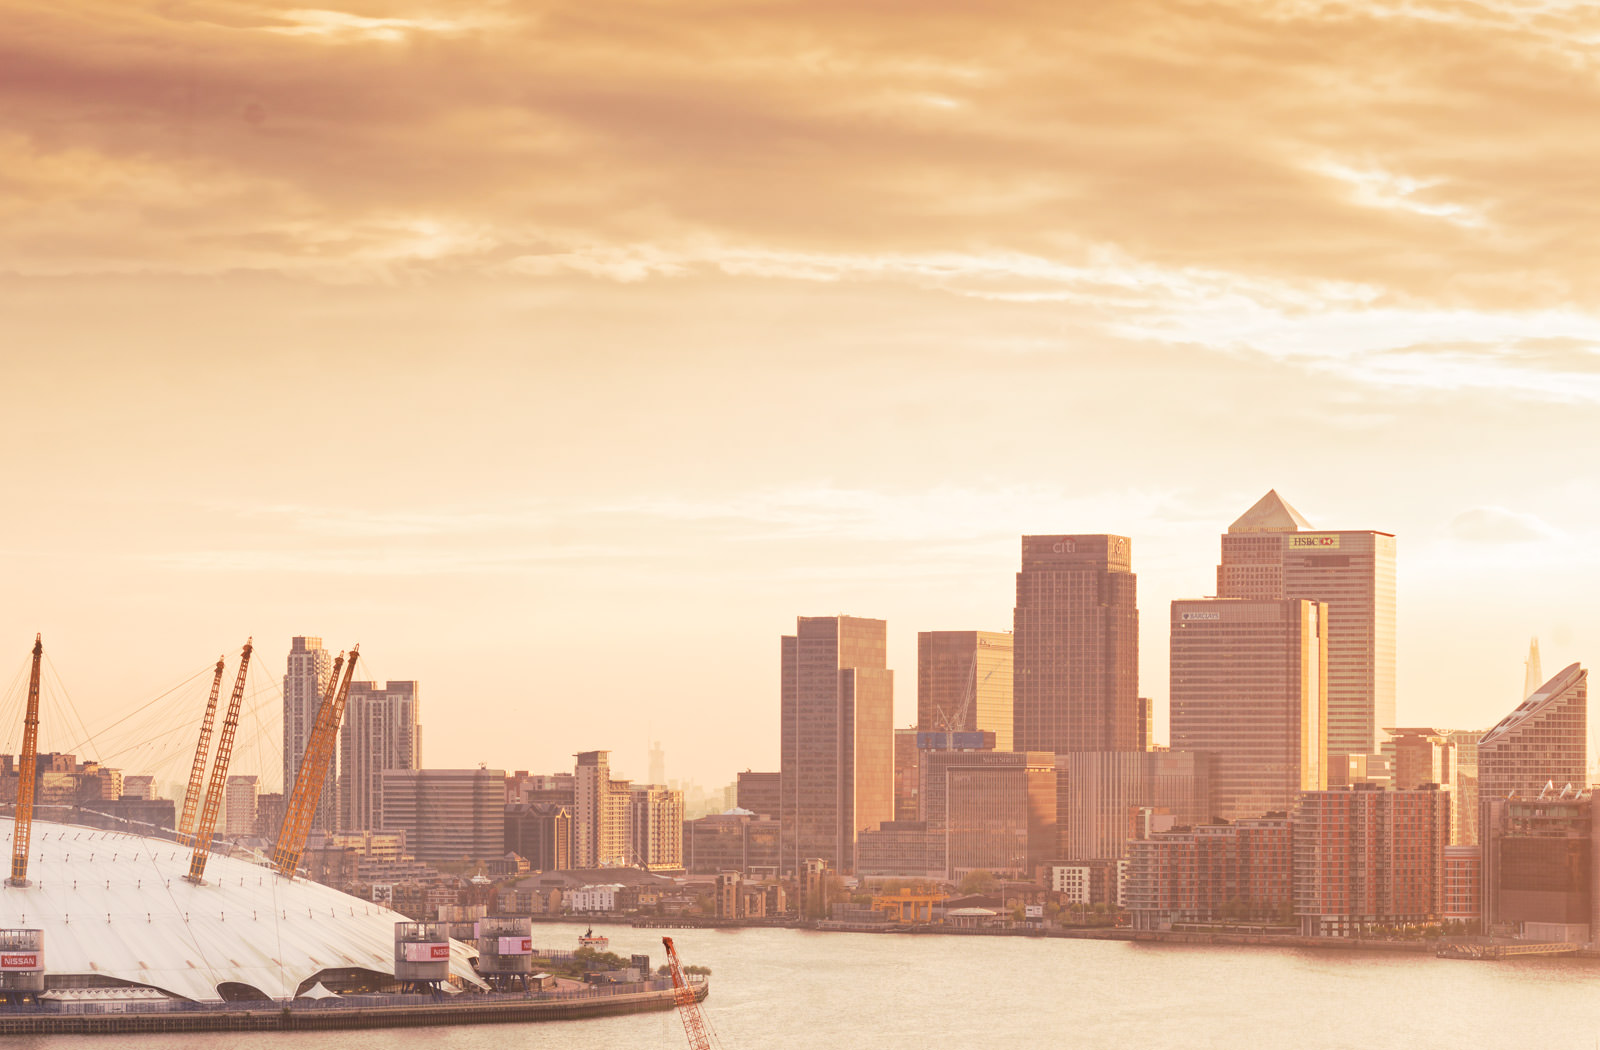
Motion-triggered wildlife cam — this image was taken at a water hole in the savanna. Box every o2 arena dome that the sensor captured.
[0,815,485,1002]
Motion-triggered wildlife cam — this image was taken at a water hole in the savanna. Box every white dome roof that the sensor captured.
[0,815,486,1002]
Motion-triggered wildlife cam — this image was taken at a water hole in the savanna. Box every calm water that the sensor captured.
[17,921,1600,1049]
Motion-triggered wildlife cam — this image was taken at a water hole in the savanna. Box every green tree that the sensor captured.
[958,870,996,895]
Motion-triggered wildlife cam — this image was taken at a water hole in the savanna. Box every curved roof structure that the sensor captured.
[1481,661,1585,746]
[0,815,485,1002]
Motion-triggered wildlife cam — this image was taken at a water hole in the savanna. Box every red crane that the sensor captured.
[662,936,714,1050]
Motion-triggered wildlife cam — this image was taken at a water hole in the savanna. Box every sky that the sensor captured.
[4,0,1600,792]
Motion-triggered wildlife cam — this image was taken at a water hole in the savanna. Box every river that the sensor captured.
[15,921,1600,1049]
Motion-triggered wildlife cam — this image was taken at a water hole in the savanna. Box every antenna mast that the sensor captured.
[177,656,227,845]
[185,638,253,884]
[272,646,358,878]
[7,635,44,887]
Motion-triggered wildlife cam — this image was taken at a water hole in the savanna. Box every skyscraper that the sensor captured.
[223,775,259,837]
[779,615,893,875]
[917,630,1014,751]
[573,750,631,868]
[339,680,421,832]
[1216,491,1396,760]
[283,636,336,832]
[1478,663,1587,803]
[1012,536,1138,754]
[628,783,685,872]
[1170,597,1328,821]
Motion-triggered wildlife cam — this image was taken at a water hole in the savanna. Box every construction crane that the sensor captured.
[185,639,253,884]
[662,936,713,1050]
[176,656,227,846]
[271,646,357,879]
[7,635,43,887]
[933,652,995,736]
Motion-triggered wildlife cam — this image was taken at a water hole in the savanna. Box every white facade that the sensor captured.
[0,815,484,1001]
[567,884,624,912]
[1052,864,1092,904]
[222,775,258,837]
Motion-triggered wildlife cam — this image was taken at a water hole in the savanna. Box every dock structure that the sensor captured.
[0,979,707,1036]
[1437,941,1579,959]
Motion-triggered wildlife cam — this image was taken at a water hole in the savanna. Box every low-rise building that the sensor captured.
[1125,816,1294,930]
[567,883,625,913]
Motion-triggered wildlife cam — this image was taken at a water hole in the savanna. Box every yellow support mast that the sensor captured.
[271,645,358,879]
[185,638,253,885]
[7,635,44,888]
[176,656,227,846]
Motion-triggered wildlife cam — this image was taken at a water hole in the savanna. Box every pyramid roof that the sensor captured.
[1228,490,1314,533]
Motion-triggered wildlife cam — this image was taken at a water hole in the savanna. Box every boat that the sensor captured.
[579,927,610,950]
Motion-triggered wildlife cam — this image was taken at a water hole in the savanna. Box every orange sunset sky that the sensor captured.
[3,0,1599,791]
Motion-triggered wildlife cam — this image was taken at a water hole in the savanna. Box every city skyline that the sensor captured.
[6,1,1600,789]
[0,502,1592,792]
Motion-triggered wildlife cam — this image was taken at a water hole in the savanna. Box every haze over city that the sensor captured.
[5,0,1600,790]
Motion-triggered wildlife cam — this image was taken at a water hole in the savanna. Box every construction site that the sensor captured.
[0,635,712,1037]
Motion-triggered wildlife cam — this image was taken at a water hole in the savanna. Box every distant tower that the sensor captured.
[284,637,337,833]
[648,740,666,786]
[1523,638,1543,701]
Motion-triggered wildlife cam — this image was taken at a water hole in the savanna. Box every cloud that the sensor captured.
[8,0,1600,399]
[1443,506,1563,544]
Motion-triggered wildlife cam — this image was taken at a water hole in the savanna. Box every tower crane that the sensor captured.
[185,638,253,884]
[6,635,43,887]
[271,646,357,878]
[176,656,227,846]
[661,936,714,1050]
[933,652,995,737]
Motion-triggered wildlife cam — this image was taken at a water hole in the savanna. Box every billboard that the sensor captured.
[497,936,533,955]
[0,953,41,971]
[402,942,451,962]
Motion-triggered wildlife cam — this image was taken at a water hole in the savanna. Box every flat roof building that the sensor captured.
[380,767,506,866]
[1293,785,1450,938]
[918,630,1013,752]
[340,679,421,833]
[1013,536,1139,754]
[1170,597,1327,821]
[1055,749,1211,862]
[780,615,893,875]
[919,747,1056,880]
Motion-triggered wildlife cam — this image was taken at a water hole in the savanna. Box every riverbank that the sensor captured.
[622,914,1565,957]
[0,979,707,1036]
